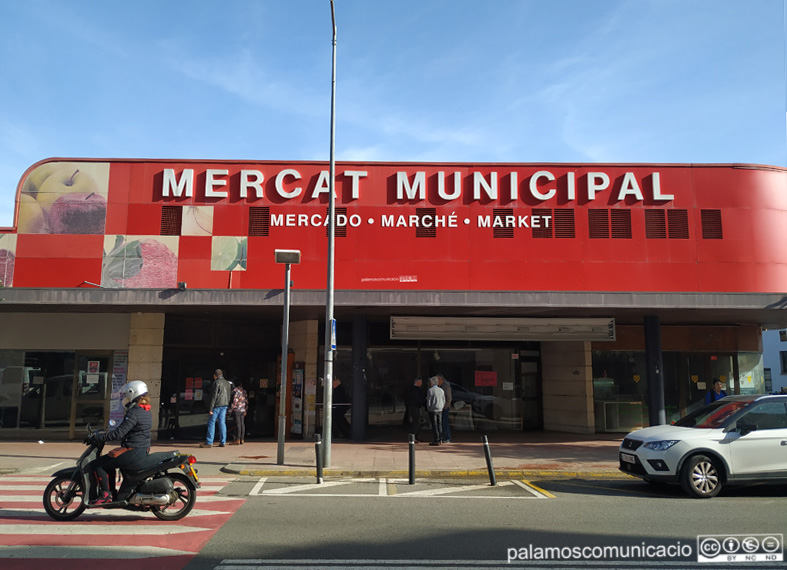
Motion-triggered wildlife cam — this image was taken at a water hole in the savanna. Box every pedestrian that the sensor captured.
[230,380,248,445]
[201,369,231,448]
[437,374,452,443]
[406,377,426,442]
[426,376,445,446]
[704,378,728,404]
[332,377,351,439]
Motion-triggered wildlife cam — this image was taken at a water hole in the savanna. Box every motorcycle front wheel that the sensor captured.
[151,473,196,521]
[43,476,86,521]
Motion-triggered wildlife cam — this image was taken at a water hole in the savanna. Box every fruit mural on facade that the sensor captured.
[181,206,214,236]
[0,234,16,287]
[211,236,247,271]
[19,162,109,234]
[101,235,179,288]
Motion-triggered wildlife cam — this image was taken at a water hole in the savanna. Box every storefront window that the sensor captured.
[592,350,767,432]
[592,351,647,433]
[350,346,525,436]
[736,352,766,395]
[0,351,76,430]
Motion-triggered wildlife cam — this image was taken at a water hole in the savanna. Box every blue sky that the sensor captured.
[0,0,785,227]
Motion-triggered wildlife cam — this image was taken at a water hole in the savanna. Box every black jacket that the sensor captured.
[98,403,152,449]
[407,385,425,408]
[209,376,232,412]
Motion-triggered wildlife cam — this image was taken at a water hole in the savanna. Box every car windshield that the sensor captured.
[674,399,751,428]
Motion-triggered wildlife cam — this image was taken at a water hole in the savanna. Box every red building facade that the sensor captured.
[0,159,784,440]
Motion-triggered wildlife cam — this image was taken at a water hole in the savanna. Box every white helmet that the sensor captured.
[120,380,148,406]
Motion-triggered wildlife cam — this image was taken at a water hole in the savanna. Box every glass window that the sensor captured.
[780,351,787,374]
[736,401,787,430]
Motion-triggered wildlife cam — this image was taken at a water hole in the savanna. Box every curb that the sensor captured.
[220,463,628,480]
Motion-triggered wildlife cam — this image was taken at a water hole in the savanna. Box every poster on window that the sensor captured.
[291,368,304,434]
[474,370,498,387]
[110,351,128,424]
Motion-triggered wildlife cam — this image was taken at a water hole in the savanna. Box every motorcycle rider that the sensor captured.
[85,380,152,505]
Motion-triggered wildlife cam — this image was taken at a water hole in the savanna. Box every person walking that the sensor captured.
[201,369,231,448]
[437,374,452,443]
[426,376,445,446]
[406,377,426,442]
[230,380,248,444]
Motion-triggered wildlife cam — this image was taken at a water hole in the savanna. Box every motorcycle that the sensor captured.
[43,424,200,521]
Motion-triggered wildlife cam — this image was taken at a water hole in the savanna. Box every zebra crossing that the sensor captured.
[0,474,244,569]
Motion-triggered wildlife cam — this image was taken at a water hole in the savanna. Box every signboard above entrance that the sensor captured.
[389,316,616,342]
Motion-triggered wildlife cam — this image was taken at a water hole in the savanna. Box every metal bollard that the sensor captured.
[315,434,323,484]
[408,433,416,485]
[482,435,497,486]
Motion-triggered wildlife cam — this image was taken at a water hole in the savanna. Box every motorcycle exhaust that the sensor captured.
[129,493,171,506]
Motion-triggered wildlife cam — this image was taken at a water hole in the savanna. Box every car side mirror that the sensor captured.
[737,422,757,436]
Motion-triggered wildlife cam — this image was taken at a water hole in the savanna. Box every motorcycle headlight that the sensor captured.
[643,440,680,451]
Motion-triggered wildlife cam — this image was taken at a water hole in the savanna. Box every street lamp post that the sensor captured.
[275,249,301,465]
[323,0,338,466]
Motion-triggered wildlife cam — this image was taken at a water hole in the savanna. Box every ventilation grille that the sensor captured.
[645,210,666,239]
[667,209,689,239]
[588,209,609,239]
[645,209,689,239]
[532,208,552,238]
[160,206,182,236]
[415,208,436,238]
[249,207,270,237]
[611,210,632,239]
[554,209,575,238]
[701,209,723,239]
[492,209,514,238]
[326,207,347,237]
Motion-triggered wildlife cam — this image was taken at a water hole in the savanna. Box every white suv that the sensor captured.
[619,395,787,498]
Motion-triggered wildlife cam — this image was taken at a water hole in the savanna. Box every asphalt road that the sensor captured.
[185,476,787,570]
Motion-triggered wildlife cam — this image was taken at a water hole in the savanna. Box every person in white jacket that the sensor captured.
[426,376,446,446]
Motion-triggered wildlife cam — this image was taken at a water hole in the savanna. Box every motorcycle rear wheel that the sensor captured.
[43,476,86,521]
[151,473,196,521]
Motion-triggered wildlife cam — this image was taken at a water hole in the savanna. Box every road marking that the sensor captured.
[0,523,210,534]
[258,480,355,495]
[246,478,554,499]
[0,545,193,558]
[512,479,553,498]
[394,482,507,497]
[0,507,230,518]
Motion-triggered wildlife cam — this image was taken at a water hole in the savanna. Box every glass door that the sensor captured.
[519,350,542,430]
[70,353,111,438]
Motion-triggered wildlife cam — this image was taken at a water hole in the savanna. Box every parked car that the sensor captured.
[619,394,787,497]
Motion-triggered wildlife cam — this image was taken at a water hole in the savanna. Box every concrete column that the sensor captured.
[127,313,165,435]
[644,315,666,426]
[351,315,367,441]
[540,341,595,434]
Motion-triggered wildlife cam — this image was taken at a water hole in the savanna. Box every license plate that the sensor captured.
[621,453,636,464]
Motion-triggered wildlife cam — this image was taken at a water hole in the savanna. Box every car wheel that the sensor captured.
[680,454,722,498]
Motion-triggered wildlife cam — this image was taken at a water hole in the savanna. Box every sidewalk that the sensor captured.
[0,431,626,479]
